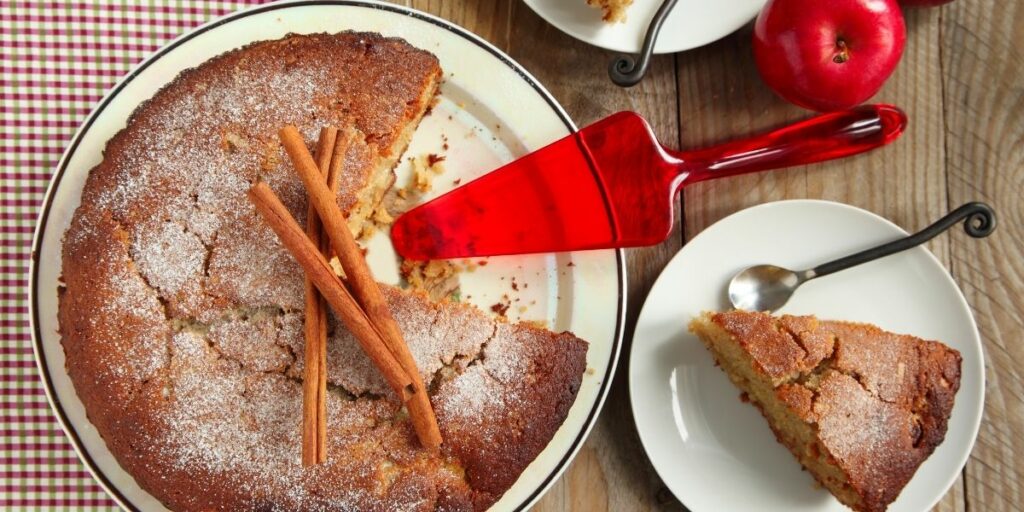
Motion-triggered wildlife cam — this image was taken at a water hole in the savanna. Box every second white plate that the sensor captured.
[524,0,767,54]
[629,200,983,512]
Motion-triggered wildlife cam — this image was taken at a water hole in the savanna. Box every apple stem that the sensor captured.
[833,39,850,64]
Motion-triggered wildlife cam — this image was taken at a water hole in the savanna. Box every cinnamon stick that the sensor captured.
[247,183,414,404]
[301,127,338,466]
[326,125,353,196]
[279,125,443,450]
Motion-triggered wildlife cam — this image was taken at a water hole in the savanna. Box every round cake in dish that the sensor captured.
[57,32,588,511]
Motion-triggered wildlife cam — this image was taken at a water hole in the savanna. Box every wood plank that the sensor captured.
[402,0,510,48]
[940,1,1024,510]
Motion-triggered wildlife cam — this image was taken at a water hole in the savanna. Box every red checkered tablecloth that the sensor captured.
[1,2,269,509]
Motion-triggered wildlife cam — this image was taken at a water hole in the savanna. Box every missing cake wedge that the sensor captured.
[689,311,961,512]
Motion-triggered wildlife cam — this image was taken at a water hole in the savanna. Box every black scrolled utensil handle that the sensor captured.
[812,202,997,278]
[609,0,678,87]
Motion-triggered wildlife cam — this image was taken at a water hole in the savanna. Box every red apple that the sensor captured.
[753,0,906,112]
[900,0,954,5]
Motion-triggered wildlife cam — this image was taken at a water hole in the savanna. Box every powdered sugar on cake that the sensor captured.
[434,323,529,442]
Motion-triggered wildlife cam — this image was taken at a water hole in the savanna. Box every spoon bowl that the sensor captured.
[728,265,810,312]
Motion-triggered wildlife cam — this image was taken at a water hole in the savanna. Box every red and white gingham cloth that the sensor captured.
[1,2,271,509]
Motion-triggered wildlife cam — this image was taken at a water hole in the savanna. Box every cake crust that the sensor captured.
[690,311,961,512]
[58,33,588,511]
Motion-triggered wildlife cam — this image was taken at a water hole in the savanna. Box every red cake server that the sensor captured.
[392,104,907,259]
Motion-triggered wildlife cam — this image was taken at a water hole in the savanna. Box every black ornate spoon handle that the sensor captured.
[609,0,678,87]
[812,202,997,278]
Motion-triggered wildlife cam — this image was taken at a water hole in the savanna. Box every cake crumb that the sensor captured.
[372,203,394,225]
[359,201,395,240]
[521,319,549,330]
[490,295,511,317]
[401,259,459,301]
[260,139,281,172]
[221,130,248,153]
[411,153,447,194]
[328,257,345,278]
[460,259,478,273]
[587,0,633,22]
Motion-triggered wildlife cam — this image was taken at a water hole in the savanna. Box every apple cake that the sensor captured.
[689,311,961,512]
[58,32,589,511]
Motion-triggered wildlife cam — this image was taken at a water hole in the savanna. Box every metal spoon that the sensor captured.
[728,202,996,312]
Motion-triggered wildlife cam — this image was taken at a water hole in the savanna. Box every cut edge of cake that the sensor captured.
[689,310,962,512]
[346,67,441,238]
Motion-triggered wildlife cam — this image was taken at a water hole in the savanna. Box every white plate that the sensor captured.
[629,200,983,512]
[524,0,767,54]
[29,2,625,510]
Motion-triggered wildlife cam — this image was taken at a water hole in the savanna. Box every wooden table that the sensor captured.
[399,2,1022,510]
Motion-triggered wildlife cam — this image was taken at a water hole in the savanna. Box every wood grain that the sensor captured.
[392,1,1021,510]
[942,1,1024,510]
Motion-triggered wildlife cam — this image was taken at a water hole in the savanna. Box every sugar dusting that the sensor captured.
[208,313,293,373]
[812,370,916,490]
[86,35,343,322]
[434,323,527,443]
[163,330,420,510]
[130,220,207,312]
[98,251,170,382]
[325,289,497,397]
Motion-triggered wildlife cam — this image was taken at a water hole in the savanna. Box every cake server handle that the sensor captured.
[676,105,907,184]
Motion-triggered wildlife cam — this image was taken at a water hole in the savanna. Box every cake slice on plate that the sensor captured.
[689,311,961,512]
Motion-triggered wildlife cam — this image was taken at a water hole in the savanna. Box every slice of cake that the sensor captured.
[587,0,634,23]
[689,311,961,512]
